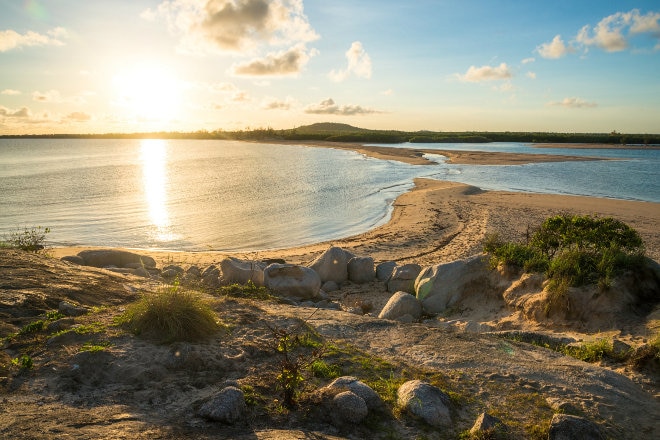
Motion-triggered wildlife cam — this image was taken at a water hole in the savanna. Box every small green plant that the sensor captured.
[5,226,50,252]
[11,354,33,370]
[264,312,327,409]
[560,339,613,363]
[310,359,341,379]
[117,282,221,343]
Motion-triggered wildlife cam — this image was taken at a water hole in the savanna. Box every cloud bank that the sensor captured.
[149,0,318,54]
[547,97,597,109]
[537,9,660,58]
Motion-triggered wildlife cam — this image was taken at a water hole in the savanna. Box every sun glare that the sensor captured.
[114,65,182,122]
[140,139,177,242]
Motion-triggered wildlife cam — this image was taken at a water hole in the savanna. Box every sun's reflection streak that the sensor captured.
[140,139,173,242]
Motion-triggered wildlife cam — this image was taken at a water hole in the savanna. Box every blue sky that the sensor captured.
[1,0,659,134]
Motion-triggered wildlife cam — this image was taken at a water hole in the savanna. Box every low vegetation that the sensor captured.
[117,282,222,343]
[2,225,50,252]
[484,214,646,292]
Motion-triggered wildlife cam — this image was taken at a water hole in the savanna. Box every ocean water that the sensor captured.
[0,139,657,251]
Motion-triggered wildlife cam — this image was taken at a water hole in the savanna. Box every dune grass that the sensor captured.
[117,282,221,343]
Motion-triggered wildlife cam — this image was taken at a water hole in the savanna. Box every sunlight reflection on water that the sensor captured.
[140,139,178,242]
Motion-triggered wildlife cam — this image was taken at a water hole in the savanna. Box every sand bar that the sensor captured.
[263,140,609,165]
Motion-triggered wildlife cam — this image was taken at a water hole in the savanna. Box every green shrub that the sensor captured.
[5,226,50,252]
[483,215,645,290]
[117,283,221,343]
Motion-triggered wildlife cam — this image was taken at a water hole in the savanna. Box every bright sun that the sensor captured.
[113,65,182,123]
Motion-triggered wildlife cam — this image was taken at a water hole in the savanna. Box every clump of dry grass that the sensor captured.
[117,283,221,343]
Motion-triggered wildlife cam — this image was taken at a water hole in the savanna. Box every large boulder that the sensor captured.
[347,256,375,284]
[414,255,489,313]
[378,291,422,321]
[387,264,421,293]
[376,261,397,282]
[264,263,321,300]
[397,380,451,427]
[332,391,368,424]
[548,414,604,440]
[75,249,156,269]
[309,247,355,284]
[220,257,266,286]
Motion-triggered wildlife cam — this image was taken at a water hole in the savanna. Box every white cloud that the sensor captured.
[305,98,381,115]
[152,0,319,54]
[526,71,537,79]
[547,97,597,109]
[576,16,628,52]
[521,57,535,64]
[0,27,67,52]
[0,106,31,118]
[1,89,21,95]
[231,44,316,76]
[381,89,393,96]
[65,111,92,122]
[261,95,296,110]
[536,35,574,59]
[328,41,372,82]
[32,90,62,102]
[458,63,512,82]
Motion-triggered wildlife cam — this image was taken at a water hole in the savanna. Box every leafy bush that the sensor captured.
[4,226,50,252]
[117,283,221,343]
[484,215,645,290]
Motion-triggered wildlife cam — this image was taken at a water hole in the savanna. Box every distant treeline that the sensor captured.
[2,126,659,145]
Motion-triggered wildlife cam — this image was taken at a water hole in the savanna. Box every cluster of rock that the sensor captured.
[195,374,603,438]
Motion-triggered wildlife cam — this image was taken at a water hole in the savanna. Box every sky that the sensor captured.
[1,0,659,135]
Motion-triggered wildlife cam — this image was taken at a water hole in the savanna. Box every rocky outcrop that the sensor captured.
[387,264,421,293]
[264,263,321,300]
[470,412,508,436]
[548,414,604,440]
[397,380,451,427]
[309,247,355,284]
[220,257,266,286]
[378,291,422,321]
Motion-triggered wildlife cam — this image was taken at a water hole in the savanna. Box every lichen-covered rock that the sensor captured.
[378,291,422,321]
[397,380,451,427]
[198,386,246,424]
[387,264,422,293]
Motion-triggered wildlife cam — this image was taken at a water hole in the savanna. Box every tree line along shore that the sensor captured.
[2,122,659,146]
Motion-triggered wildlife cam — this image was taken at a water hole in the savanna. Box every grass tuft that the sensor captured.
[117,283,221,343]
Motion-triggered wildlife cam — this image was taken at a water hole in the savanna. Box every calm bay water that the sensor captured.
[0,139,658,251]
